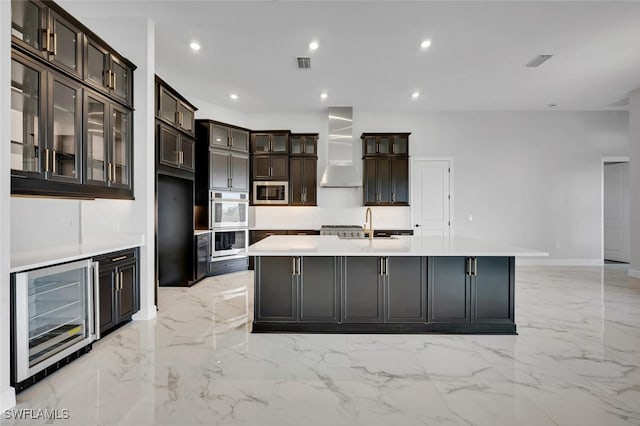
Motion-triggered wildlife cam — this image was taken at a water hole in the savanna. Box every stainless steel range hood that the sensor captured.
[320,107,361,187]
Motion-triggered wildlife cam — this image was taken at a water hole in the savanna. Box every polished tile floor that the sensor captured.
[3,265,640,426]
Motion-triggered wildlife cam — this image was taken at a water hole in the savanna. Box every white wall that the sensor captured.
[1,0,17,411]
[629,90,640,278]
[245,110,629,263]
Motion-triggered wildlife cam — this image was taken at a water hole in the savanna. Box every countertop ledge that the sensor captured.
[10,235,144,273]
[248,235,548,257]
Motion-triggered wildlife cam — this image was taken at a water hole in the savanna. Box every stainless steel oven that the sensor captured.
[212,228,249,259]
[210,191,249,229]
[13,259,97,383]
[253,181,288,205]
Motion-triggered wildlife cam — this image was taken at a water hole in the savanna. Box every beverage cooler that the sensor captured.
[11,259,98,391]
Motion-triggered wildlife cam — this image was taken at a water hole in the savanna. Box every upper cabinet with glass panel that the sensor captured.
[84,37,134,107]
[156,76,198,136]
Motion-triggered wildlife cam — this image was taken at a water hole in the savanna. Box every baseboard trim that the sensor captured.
[516,258,602,266]
[629,269,640,279]
[1,386,16,411]
[133,306,157,321]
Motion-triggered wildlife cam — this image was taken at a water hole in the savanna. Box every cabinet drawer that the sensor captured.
[95,248,137,266]
[209,257,249,276]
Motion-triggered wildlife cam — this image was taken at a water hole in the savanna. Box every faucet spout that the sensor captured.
[365,208,373,240]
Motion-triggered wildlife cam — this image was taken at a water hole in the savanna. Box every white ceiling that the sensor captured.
[63,1,640,113]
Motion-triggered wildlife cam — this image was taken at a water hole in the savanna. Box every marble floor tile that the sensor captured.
[2,266,640,426]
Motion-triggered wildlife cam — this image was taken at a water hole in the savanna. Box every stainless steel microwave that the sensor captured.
[253,181,288,205]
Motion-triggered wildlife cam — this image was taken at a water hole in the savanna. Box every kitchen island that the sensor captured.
[248,235,546,334]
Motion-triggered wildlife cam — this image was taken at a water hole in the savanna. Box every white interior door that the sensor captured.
[604,162,630,262]
[411,159,451,237]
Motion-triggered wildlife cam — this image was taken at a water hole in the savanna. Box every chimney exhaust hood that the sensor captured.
[320,107,361,187]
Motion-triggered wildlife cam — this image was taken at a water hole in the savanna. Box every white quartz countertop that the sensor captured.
[248,235,548,257]
[10,235,144,273]
[194,229,212,236]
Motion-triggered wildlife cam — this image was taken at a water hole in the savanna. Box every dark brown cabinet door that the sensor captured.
[289,157,303,205]
[270,155,288,180]
[110,55,132,107]
[11,0,48,60]
[303,136,317,156]
[378,158,392,204]
[299,257,339,323]
[230,153,249,191]
[342,257,384,323]
[210,150,230,189]
[180,138,195,172]
[117,261,138,322]
[159,124,179,167]
[85,38,109,91]
[428,257,471,324]
[363,158,377,205]
[363,136,377,155]
[290,135,303,155]
[231,128,249,152]
[303,158,317,204]
[98,268,117,335]
[385,257,425,322]
[255,256,297,321]
[48,11,82,77]
[472,257,514,324]
[252,156,271,180]
[391,157,409,205]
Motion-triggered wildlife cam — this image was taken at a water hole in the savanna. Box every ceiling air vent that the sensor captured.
[609,97,630,107]
[297,57,311,69]
[525,54,553,68]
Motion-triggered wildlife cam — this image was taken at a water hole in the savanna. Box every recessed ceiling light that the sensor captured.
[230,93,238,100]
[190,42,201,51]
[320,92,328,99]
[420,40,431,49]
[411,91,420,99]
[548,103,557,107]
[309,41,319,50]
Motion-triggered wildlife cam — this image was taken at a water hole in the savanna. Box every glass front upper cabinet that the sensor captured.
[110,106,131,188]
[85,94,107,184]
[49,74,81,183]
[11,56,43,176]
[11,0,46,57]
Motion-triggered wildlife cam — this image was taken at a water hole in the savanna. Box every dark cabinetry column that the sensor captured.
[428,257,471,323]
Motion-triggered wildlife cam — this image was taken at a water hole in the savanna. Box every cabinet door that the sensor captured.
[110,105,132,187]
[11,0,48,60]
[428,257,471,323]
[271,133,289,153]
[98,269,117,335]
[303,136,317,156]
[472,257,514,324]
[377,158,392,204]
[385,257,425,322]
[378,136,391,155]
[289,157,303,205]
[299,257,339,323]
[177,102,194,134]
[48,11,82,77]
[158,86,178,125]
[10,55,45,177]
[392,135,408,155]
[84,93,108,186]
[363,136,377,155]
[210,150,230,189]
[230,153,249,191]
[253,156,271,179]
[179,138,195,171]
[255,256,297,321]
[391,157,409,205]
[342,257,383,323]
[303,158,316,205]
[290,135,303,155]
[251,134,270,153]
[231,128,249,152]
[85,38,110,92]
[210,124,229,148]
[270,155,289,180]
[117,260,138,322]
[158,124,179,167]
[48,73,82,183]
[110,56,132,107]
[363,158,377,205]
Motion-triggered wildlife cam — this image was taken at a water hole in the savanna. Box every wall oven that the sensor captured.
[210,191,249,228]
[212,228,249,259]
[253,181,288,205]
[12,259,97,388]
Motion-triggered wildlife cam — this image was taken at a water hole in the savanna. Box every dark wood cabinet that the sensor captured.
[362,133,409,156]
[83,90,132,189]
[252,155,288,180]
[254,256,339,323]
[290,134,317,156]
[251,132,290,154]
[95,249,139,337]
[362,133,409,206]
[208,122,249,152]
[209,149,249,191]
[428,256,514,325]
[156,77,196,136]
[289,157,317,205]
[84,36,133,107]
[10,1,136,200]
[343,256,425,323]
[158,123,195,172]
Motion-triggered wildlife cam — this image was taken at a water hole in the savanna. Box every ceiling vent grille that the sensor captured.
[609,97,630,107]
[297,57,311,69]
[525,54,553,68]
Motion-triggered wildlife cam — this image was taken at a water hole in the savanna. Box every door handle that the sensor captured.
[379,257,384,275]
[466,257,472,276]
[472,258,478,276]
[296,257,301,275]
[292,258,296,275]
[41,28,51,52]
[112,72,117,93]
[51,150,57,174]
[44,148,50,172]
[51,31,57,56]
[119,271,124,290]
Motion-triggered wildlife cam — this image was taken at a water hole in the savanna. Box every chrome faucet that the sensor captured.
[364,207,373,240]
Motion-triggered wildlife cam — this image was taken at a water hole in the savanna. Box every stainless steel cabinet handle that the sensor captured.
[44,148,50,172]
[466,258,471,275]
[108,162,112,182]
[42,28,50,52]
[292,258,296,275]
[113,72,117,93]
[379,257,384,275]
[114,271,119,292]
[385,257,389,276]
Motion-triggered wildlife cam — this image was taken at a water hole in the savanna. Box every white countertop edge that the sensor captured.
[11,237,144,273]
[194,229,212,236]
[247,235,549,257]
